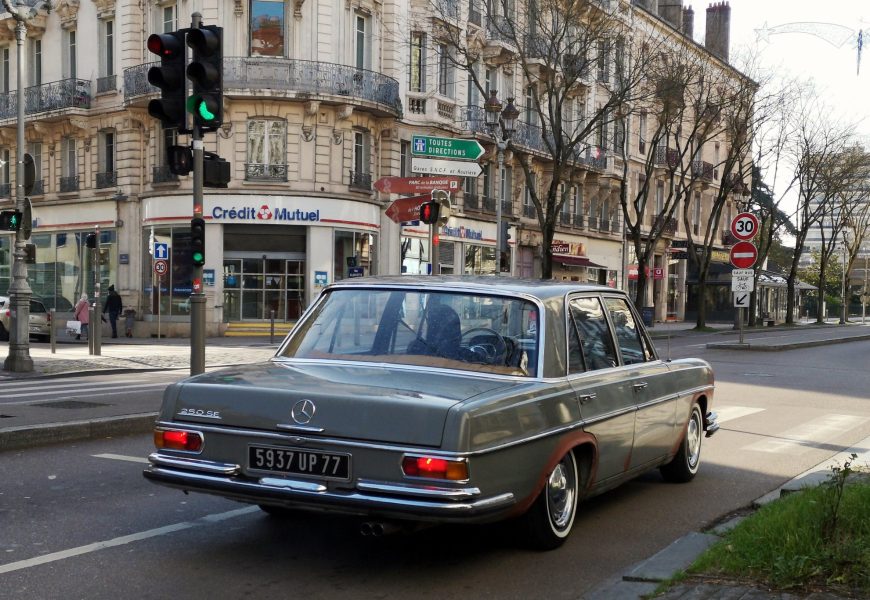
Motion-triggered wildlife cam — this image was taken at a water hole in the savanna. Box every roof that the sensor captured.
[327,276,619,302]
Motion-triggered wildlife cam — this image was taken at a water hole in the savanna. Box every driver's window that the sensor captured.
[568,296,618,371]
[603,297,650,364]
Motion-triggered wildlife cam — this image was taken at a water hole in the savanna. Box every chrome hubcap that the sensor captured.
[686,411,702,469]
[547,459,576,530]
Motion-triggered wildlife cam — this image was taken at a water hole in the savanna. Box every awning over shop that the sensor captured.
[554,255,606,268]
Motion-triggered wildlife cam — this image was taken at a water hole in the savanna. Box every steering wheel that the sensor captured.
[460,327,509,364]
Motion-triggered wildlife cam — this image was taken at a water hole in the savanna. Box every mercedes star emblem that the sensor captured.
[291,399,316,425]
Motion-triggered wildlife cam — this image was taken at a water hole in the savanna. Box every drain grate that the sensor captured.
[39,400,111,409]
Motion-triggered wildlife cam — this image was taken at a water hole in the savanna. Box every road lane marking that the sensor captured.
[0,506,258,575]
[1,383,170,405]
[715,406,765,424]
[92,453,150,464]
[745,414,869,454]
[0,378,157,393]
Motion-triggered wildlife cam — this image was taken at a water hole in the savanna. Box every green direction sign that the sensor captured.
[412,135,484,161]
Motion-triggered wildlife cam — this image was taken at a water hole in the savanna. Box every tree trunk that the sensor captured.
[815,263,826,323]
[695,273,708,329]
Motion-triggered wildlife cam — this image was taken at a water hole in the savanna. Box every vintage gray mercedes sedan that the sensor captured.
[144,277,718,549]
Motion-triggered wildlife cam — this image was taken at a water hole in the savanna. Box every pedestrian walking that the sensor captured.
[73,294,90,341]
[103,285,123,338]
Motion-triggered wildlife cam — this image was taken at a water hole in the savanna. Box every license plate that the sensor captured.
[248,445,350,480]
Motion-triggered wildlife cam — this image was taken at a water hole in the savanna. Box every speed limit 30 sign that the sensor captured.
[730,212,759,241]
[154,259,168,276]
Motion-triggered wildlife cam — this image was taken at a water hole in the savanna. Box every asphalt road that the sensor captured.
[1,337,869,599]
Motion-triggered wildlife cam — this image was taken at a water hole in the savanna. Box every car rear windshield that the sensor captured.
[280,289,540,377]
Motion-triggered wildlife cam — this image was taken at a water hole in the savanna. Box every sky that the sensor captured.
[693,0,869,140]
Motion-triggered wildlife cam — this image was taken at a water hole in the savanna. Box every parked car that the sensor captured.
[0,296,52,342]
[144,277,718,549]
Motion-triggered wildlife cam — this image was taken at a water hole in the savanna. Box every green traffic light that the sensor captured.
[193,252,204,262]
[197,100,216,121]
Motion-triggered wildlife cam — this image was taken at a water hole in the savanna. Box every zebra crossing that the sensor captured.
[713,404,870,456]
[0,373,180,407]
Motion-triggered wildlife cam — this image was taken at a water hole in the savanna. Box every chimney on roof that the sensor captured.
[682,5,694,38]
[658,0,683,30]
[705,2,731,61]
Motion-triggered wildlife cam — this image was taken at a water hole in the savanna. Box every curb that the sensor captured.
[0,413,158,452]
[706,332,870,351]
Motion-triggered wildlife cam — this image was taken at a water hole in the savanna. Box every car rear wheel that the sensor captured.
[660,402,703,483]
[520,450,579,550]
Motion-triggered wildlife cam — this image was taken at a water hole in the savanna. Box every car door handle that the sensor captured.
[633,382,648,391]
[578,393,597,405]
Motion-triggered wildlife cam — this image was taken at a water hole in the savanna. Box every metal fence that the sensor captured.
[0,78,91,120]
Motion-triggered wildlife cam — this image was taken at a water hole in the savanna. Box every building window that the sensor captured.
[97,130,116,188]
[353,130,370,176]
[0,148,10,186]
[437,43,452,97]
[596,110,609,150]
[501,165,513,210]
[250,0,285,57]
[26,142,41,186]
[483,162,492,199]
[638,112,647,154]
[64,30,77,79]
[62,137,77,178]
[525,85,536,126]
[409,32,425,92]
[485,66,497,95]
[656,181,664,215]
[246,119,287,180]
[0,47,8,93]
[597,39,608,83]
[524,173,536,209]
[400,140,411,177]
[467,62,480,106]
[334,230,378,281]
[99,20,114,77]
[28,38,41,86]
[162,4,177,33]
[355,13,371,70]
[613,117,626,154]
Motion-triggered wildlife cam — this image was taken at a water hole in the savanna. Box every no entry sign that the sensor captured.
[729,241,757,269]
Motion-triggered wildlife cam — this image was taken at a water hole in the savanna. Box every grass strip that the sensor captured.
[689,480,870,594]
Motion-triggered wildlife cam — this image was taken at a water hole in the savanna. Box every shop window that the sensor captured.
[464,244,496,275]
[251,0,285,57]
[334,230,378,281]
[247,119,287,180]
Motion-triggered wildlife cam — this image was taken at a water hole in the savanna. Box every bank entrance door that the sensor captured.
[223,256,305,322]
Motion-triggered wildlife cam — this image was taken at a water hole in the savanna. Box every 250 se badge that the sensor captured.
[145,277,718,551]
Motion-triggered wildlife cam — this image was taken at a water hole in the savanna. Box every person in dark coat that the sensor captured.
[103,285,123,338]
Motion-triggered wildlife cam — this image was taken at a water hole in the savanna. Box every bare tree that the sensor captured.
[429,0,672,278]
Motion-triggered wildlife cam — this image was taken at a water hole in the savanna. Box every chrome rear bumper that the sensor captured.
[144,453,515,523]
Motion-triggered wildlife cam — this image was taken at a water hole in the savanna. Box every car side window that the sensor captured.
[568,296,618,371]
[567,315,585,374]
[603,297,649,365]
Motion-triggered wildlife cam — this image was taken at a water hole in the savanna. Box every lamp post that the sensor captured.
[840,235,848,325]
[3,3,33,373]
[484,90,518,276]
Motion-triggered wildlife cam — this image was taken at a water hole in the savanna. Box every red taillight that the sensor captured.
[154,429,203,452]
[47,312,52,323]
[402,455,468,481]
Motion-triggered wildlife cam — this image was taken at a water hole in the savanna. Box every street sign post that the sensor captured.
[411,135,485,161]
[154,259,169,276]
[374,176,462,195]
[729,241,758,269]
[730,268,754,292]
[733,292,750,308]
[730,212,759,241]
[411,158,482,177]
[153,242,169,260]
[384,194,431,224]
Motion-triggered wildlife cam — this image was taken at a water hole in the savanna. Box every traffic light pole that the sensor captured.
[190,13,206,376]
[4,19,32,372]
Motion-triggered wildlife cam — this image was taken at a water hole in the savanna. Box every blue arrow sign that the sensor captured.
[154,242,169,260]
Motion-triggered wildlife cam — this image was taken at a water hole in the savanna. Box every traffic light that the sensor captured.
[85,232,97,248]
[147,30,188,130]
[419,201,440,224]
[190,217,206,267]
[203,152,231,187]
[0,209,22,231]
[168,145,193,175]
[24,243,36,264]
[186,25,223,130]
[499,220,511,252]
[431,189,451,225]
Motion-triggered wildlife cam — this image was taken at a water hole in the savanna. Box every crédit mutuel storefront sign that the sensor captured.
[141,196,380,230]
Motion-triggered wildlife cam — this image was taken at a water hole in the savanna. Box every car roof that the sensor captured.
[326,276,621,302]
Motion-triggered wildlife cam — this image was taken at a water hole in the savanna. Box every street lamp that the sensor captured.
[3,1,34,372]
[484,90,518,276]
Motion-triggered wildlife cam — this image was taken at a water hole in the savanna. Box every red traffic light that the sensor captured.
[419,201,440,224]
[147,33,184,58]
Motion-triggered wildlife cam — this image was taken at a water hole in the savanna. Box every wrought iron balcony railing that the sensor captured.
[691,160,714,182]
[501,199,513,217]
[653,215,678,235]
[463,193,480,210]
[96,171,117,189]
[559,211,572,226]
[0,182,10,197]
[522,204,536,219]
[468,6,482,26]
[482,196,497,212]
[655,145,680,169]
[599,218,610,232]
[0,78,92,120]
[573,214,585,228]
[437,0,460,19]
[59,175,79,193]
[349,170,372,191]
[152,165,179,184]
[487,15,515,44]
[97,75,117,94]
[245,163,288,182]
[124,58,402,116]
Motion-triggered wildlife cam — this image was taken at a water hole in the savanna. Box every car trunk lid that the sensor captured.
[169,361,512,447]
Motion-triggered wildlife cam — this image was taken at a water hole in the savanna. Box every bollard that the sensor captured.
[270,309,275,344]
[93,302,102,356]
[50,308,56,354]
